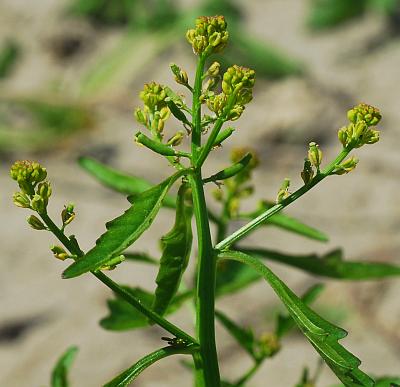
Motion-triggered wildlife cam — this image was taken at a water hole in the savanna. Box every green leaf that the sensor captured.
[218,250,375,387]
[239,246,400,280]
[152,183,193,316]
[332,377,400,387]
[63,170,186,278]
[307,0,367,30]
[123,252,158,265]
[104,346,193,387]
[78,156,176,208]
[100,286,192,331]
[215,259,261,297]
[241,201,329,242]
[51,346,78,387]
[215,309,256,359]
[276,284,325,338]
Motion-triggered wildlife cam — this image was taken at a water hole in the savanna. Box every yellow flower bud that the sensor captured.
[27,215,47,230]
[347,103,381,127]
[13,192,31,208]
[51,245,69,261]
[307,142,322,169]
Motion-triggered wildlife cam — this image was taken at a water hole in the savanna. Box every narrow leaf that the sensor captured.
[100,287,192,331]
[152,183,193,316]
[215,309,255,359]
[204,153,252,183]
[63,170,185,278]
[51,346,78,387]
[219,250,375,387]
[215,259,261,297]
[276,284,325,338]
[123,252,158,265]
[240,246,400,280]
[78,156,175,208]
[240,201,328,242]
[104,346,193,387]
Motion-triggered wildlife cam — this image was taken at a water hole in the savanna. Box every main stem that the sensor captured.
[191,55,221,387]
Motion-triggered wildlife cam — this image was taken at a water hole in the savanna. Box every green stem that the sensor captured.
[190,173,221,387]
[39,213,197,346]
[192,54,207,160]
[235,360,262,386]
[215,147,352,251]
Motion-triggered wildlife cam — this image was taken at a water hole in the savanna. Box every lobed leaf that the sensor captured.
[240,201,329,242]
[152,183,193,316]
[63,170,186,278]
[51,346,78,387]
[218,250,375,387]
[276,283,325,338]
[78,156,176,208]
[239,246,400,280]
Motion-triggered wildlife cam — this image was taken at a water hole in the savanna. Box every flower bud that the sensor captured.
[13,191,31,208]
[207,61,220,77]
[61,203,75,226]
[10,160,47,196]
[258,333,281,357]
[31,194,46,214]
[27,215,47,230]
[37,181,52,201]
[167,131,184,146]
[333,157,359,175]
[139,82,168,111]
[307,142,322,169]
[170,63,189,85]
[276,178,290,203]
[186,16,228,56]
[51,245,69,260]
[134,108,147,125]
[347,103,381,126]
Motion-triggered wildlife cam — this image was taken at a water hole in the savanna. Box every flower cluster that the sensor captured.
[206,65,255,121]
[338,103,381,148]
[134,82,171,135]
[11,160,52,214]
[186,15,228,56]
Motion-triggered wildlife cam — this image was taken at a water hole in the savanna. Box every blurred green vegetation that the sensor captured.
[0,40,20,80]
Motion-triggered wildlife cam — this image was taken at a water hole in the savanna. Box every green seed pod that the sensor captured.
[13,191,31,208]
[203,153,253,183]
[135,132,177,157]
[27,215,47,230]
[213,127,235,147]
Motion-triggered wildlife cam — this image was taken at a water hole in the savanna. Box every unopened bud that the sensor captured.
[333,157,359,175]
[276,178,290,204]
[167,131,184,146]
[37,181,52,201]
[27,215,47,230]
[134,108,147,125]
[170,63,188,85]
[31,194,46,214]
[307,142,322,169]
[258,333,281,357]
[347,103,381,127]
[61,203,75,226]
[13,191,31,208]
[99,255,125,271]
[51,245,69,261]
[207,61,220,77]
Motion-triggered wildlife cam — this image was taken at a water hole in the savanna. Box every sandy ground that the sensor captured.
[1,0,400,386]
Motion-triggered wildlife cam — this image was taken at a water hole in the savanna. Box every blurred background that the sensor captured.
[1,0,400,386]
